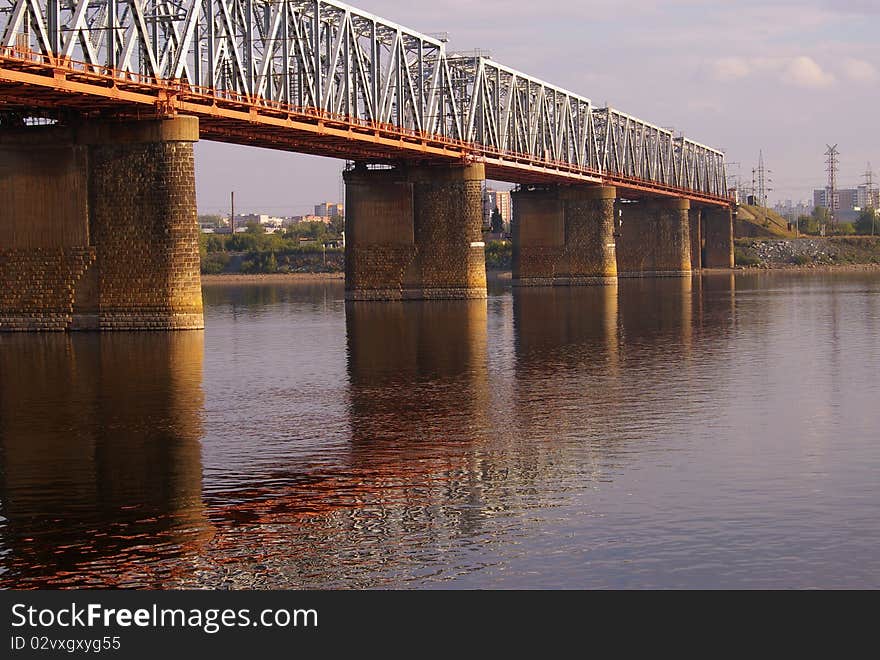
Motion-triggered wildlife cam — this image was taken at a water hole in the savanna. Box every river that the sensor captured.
[1,272,878,588]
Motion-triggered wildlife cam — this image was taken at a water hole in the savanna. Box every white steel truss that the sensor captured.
[0,0,727,197]
[449,55,599,172]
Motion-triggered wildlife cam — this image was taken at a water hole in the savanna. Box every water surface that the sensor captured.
[1,272,878,588]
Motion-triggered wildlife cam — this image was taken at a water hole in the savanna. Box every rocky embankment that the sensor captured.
[734,237,880,269]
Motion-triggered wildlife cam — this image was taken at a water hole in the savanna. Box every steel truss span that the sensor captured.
[0,0,728,203]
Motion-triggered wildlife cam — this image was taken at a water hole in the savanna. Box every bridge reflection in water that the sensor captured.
[0,332,210,588]
[0,278,741,588]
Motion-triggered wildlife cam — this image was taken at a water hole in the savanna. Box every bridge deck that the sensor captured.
[0,50,729,207]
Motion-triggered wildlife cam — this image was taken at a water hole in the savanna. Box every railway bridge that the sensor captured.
[0,0,733,330]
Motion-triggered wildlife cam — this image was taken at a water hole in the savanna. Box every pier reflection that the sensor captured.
[163,300,493,588]
[511,286,622,484]
[510,276,736,471]
[694,272,736,332]
[0,332,209,588]
[513,285,620,370]
[344,300,493,558]
[346,299,490,445]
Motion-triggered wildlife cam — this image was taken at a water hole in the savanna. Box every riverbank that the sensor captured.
[706,263,880,274]
[201,262,880,285]
[734,237,880,269]
[201,270,515,285]
[201,272,344,285]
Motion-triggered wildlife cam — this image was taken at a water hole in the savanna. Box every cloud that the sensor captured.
[711,57,751,81]
[785,56,835,88]
[842,58,878,82]
[710,55,836,89]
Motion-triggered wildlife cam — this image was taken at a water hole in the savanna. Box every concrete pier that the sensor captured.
[616,198,692,277]
[0,117,203,331]
[704,206,735,268]
[343,162,487,300]
[689,207,702,271]
[512,184,617,286]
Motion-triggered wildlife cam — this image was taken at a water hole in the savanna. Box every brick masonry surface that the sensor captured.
[0,248,95,331]
[89,140,203,329]
[561,189,617,284]
[704,206,735,268]
[344,164,487,300]
[513,186,617,286]
[689,208,703,270]
[616,199,692,277]
[0,119,203,331]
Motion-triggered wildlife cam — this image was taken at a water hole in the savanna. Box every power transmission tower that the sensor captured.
[825,144,839,229]
[866,162,877,236]
[755,150,772,208]
[864,162,877,208]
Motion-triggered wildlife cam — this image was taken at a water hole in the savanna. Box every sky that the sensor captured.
[194,0,880,215]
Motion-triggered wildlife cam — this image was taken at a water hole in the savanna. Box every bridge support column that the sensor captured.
[1,127,93,331]
[1,116,202,331]
[616,198,692,277]
[343,162,487,300]
[83,117,203,329]
[511,187,562,285]
[703,206,734,268]
[512,184,617,286]
[689,208,702,270]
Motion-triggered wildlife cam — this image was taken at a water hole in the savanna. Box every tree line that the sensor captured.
[199,219,345,274]
[796,207,878,236]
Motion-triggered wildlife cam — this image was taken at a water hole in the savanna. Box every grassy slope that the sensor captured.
[735,204,795,238]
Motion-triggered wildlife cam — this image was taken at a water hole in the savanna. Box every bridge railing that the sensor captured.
[0,0,727,199]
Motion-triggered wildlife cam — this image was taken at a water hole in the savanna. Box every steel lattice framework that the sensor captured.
[0,0,728,202]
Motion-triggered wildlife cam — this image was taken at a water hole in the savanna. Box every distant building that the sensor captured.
[314,202,344,218]
[814,188,859,212]
[234,213,284,230]
[198,217,222,231]
[857,184,879,209]
[483,188,512,230]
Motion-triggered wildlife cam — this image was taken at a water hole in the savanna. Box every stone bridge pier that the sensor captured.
[689,207,703,271]
[703,206,735,268]
[685,205,735,270]
[0,116,203,331]
[616,198,692,278]
[343,162,487,300]
[511,184,617,286]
